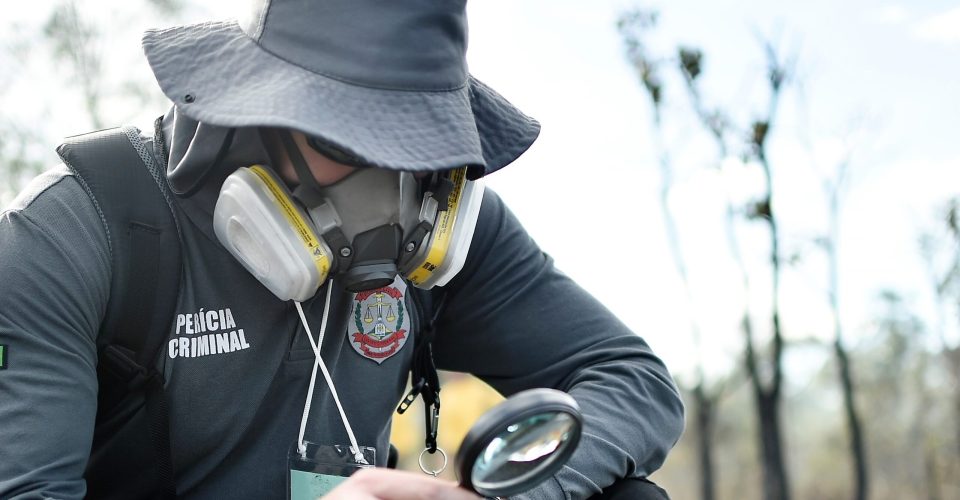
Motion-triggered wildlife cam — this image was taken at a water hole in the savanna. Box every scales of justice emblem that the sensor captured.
[349,278,410,363]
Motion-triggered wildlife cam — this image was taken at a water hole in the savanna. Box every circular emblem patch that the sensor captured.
[348,277,410,364]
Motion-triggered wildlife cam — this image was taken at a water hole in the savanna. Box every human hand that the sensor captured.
[322,468,482,500]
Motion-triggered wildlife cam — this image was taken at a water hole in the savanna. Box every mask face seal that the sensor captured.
[306,166,416,292]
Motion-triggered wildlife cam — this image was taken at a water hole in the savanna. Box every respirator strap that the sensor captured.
[279,130,358,273]
[279,130,326,206]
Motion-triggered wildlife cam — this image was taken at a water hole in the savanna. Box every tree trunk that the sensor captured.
[693,382,716,500]
[955,376,960,461]
[826,158,868,500]
[835,339,868,500]
[949,347,960,459]
[924,441,941,500]
[744,311,789,500]
[756,391,789,500]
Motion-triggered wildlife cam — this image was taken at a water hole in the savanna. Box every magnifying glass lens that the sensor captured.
[472,412,578,489]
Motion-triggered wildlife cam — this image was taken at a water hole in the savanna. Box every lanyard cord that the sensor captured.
[294,283,367,464]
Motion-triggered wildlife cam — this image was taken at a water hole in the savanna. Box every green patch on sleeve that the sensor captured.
[0,344,6,370]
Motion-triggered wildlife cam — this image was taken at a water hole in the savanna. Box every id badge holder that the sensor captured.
[287,441,376,499]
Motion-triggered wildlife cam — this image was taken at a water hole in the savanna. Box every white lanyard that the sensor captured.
[294,283,367,464]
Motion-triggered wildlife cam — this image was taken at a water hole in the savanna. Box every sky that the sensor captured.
[3,0,959,383]
[466,0,960,381]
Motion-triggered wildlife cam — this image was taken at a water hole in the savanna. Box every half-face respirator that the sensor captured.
[212,133,484,300]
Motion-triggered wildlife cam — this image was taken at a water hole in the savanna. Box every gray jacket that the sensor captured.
[0,114,684,499]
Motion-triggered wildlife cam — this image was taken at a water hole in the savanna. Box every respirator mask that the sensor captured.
[212,131,484,300]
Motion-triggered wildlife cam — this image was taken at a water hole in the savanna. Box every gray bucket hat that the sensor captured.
[142,0,540,177]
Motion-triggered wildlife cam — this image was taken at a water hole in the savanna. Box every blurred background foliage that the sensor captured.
[2,1,958,499]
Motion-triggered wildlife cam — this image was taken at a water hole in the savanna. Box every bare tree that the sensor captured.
[821,152,869,500]
[618,10,799,499]
[738,39,797,500]
[44,0,106,129]
[619,11,769,500]
[41,0,188,129]
[618,11,721,500]
[920,199,960,463]
[0,0,188,203]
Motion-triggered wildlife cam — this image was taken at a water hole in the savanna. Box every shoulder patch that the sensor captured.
[348,277,411,364]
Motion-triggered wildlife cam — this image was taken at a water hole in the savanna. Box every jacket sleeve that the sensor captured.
[433,189,685,499]
[0,167,110,499]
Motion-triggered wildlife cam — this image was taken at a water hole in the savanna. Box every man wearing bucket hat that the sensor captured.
[0,1,683,499]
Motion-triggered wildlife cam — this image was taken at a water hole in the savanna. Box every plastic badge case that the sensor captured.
[288,442,376,499]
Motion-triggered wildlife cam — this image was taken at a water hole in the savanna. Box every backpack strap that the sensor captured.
[56,125,181,499]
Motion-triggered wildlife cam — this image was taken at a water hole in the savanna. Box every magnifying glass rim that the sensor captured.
[455,388,583,498]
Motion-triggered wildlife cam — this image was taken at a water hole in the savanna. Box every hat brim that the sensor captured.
[143,21,540,176]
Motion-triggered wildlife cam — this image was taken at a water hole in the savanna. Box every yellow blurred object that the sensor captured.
[390,373,504,478]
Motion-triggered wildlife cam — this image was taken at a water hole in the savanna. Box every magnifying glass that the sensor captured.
[455,388,583,498]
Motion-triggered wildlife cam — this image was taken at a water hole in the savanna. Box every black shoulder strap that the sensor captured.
[57,125,181,499]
